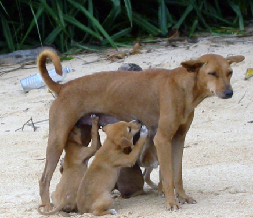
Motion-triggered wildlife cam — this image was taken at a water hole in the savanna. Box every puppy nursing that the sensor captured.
[76,120,148,216]
[38,115,100,215]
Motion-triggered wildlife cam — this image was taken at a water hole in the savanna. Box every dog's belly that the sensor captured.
[77,113,158,131]
[77,113,120,127]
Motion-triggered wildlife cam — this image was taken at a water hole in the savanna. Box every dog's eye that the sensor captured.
[208,72,218,77]
[227,71,233,77]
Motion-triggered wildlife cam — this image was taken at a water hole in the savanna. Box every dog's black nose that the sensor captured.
[136,119,142,124]
[224,89,233,98]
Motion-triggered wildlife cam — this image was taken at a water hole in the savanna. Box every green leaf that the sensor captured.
[60,56,74,61]
[158,0,168,36]
[29,3,42,47]
[39,0,69,36]
[0,1,8,15]
[67,0,118,50]
[173,4,193,29]
[103,27,131,44]
[189,19,198,37]
[228,0,244,30]
[132,12,160,36]
[124,0,133,27]
[19,4,44,48]
[63,14,102,40]
[44,26,62,44]
[1,17,15,51]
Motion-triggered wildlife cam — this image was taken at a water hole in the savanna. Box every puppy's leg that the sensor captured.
[172,112,196,204]
[143,167,157,189]
[92,193,116,216]
[90,114,101,151]
[81,115,101,160]
[139,136,158,168]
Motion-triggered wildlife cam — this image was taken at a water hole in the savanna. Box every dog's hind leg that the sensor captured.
[39,136,65,211]
[39,105,79,211]
[92,193,116,216]
[172,112,196,204]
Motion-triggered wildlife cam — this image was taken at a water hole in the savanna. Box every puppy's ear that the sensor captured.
[181,60,205,72]
[102,124,111,133]
[69,127,82,145]
[116,137,133,148]
[226,55,245,64]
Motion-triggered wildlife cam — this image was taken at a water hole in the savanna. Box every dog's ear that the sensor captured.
[226,55,245,64]
[181,60,205,72]
[116,137,133,148]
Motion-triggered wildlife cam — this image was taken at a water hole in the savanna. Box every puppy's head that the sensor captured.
[181,54,244,99]
[102,120,141,149]
[67,126,83,145]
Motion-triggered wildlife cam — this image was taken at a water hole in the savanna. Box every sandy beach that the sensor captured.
[0,36,253,218]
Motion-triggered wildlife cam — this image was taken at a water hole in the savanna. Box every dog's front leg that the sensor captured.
[154,129,179,210]
[172,112,196,204]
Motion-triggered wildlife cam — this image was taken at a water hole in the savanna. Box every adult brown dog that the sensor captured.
[38,115,100,215]
[76,121,148,215]
[38,49,244,210]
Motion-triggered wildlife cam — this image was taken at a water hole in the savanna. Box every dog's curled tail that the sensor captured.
[37,49,62,95]
[37,202,69,216]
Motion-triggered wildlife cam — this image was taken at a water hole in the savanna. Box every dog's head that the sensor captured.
[181,54,244,99]
[102,120,142,149]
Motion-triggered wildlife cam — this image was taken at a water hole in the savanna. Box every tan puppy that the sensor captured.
[38,115,100,215]
[76,121,148,216]
[38,49,244,210]
[78,113,157,191]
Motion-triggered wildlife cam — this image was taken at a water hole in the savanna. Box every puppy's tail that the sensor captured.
[37,49,63,95]
[37,202,70,216]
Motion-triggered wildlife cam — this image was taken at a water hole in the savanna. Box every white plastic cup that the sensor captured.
[20,67,70,92]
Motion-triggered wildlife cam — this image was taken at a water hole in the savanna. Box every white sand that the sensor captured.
[0,37,253,218]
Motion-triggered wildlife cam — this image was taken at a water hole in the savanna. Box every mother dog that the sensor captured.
[38,49,244,211]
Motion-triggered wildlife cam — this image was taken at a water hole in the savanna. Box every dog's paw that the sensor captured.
[140,125,148,136]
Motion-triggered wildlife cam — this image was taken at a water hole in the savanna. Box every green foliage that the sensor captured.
[0,0,252,53]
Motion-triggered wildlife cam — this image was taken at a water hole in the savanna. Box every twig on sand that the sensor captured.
[238,90,246,104]
[15,117,47,132]
[0,64,37,76]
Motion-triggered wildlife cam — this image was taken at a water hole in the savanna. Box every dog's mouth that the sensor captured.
[216,90,233,99]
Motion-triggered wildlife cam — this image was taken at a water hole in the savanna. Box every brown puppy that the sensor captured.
[38,49,244,210]
[38,115,100,215]
[76,121,148,216]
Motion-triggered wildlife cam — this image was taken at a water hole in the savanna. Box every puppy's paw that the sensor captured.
[110,209,117,215]
[140,125,148,136]
[90,114,99,123]
[90,114,98,119]
[150,160,159,168]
